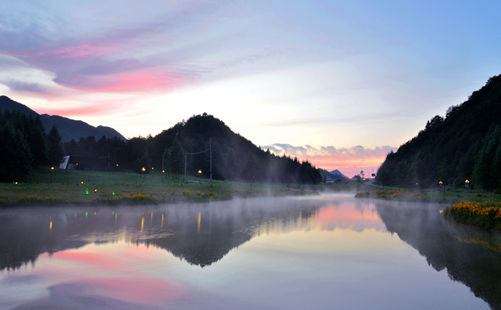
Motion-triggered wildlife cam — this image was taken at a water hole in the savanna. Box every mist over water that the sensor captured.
[0,194,498,309]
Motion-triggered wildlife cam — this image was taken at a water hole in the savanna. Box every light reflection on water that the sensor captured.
[0,194,499,309]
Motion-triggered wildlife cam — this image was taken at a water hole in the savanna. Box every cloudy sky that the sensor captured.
[1,0,500,176]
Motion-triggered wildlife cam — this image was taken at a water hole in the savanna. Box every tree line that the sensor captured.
[0,111,63,182]
[376,74,501,190]
[1,112,321,184]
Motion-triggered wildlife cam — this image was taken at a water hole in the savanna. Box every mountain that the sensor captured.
[0,95,125,142]
[330,169,349,180]
[376,74,501,189]
[63,113,322,183]
[319,169,348,183]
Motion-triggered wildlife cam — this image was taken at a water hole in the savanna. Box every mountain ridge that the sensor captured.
[376,74,501,188]
[0,95,125,142]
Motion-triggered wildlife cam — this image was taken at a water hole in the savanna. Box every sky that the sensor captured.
[1,0,500,176]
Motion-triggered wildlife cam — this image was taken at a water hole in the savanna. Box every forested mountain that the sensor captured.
[64,114,321,184]
[0,96,125,142]
[376,74,501,189]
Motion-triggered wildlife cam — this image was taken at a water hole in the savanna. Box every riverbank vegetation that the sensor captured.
[1,113,321,185]
[444,201,501,230]
[0,168,318,206]
[356,188,501,230]
[355,187,501,203]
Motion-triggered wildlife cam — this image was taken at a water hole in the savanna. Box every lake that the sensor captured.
[0,193,500,310]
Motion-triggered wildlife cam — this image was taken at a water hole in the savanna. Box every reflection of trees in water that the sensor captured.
[375,201,501,310]
[0,198,322,271]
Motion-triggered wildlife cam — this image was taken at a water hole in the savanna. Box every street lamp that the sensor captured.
[438,180,444,192]
[198,169,202,175]
[141,167,146,172]
[465,179,470,189]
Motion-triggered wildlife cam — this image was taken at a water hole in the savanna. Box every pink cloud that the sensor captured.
[34,102,119,116]
[305,155,386,177]
[263,144,396,177]
[58,69,185,93]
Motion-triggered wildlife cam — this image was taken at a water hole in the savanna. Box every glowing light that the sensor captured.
[116,163,119,167]
[112,191,116,196]
[14,181,18,185]
[94,188,98,193]
[465,179,470,184]
[439,210,443,214]
[50,166,55,171]
[161,213,164,228]
[49,220,53,231]
[197,212,201,232]
[438,180,443,185]
[141,217,145,232]
[85,211,88,217]
[197,170,202,174]
[85,189,89,195]
[141,167,146,172]
[162,170,166,174]
[94,211,97,216]
[81,181,84,185]
[151,167,155,170]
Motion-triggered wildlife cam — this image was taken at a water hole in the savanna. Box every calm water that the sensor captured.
[1,194,500,310]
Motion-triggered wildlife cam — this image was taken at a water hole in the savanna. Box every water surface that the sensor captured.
[1,194,500,309]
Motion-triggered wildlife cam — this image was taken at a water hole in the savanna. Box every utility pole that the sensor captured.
[209,138,213,185]
[184,152,187,182]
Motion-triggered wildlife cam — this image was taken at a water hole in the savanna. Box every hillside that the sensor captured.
[376,74,501,189]
[0,96,125,142]
[63,113,321,184]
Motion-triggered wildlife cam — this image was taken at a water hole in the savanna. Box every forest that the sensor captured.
[376,74,501,190]
[0,111,63,182]
[1,112,321,184]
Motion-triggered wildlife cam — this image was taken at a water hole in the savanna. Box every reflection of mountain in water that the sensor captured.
[375,201,501,310]
[0,197,321,270]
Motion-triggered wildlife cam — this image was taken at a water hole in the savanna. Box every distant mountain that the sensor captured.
[330,169,349,180]
[319,168,348,183]
[376,74,501,189]
[0,95,125,142]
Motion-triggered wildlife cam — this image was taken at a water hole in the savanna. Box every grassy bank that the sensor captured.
[0,168,316,206]
[355,188,501,203]
[355,188,501,230]
[443,201,501,230]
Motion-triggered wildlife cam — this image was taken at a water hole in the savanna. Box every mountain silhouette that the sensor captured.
[376,74,501,188]
[0,95,125,142]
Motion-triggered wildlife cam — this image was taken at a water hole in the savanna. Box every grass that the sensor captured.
[0,167,317,206]
[355,187,501,231]
[355,187,501,203]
